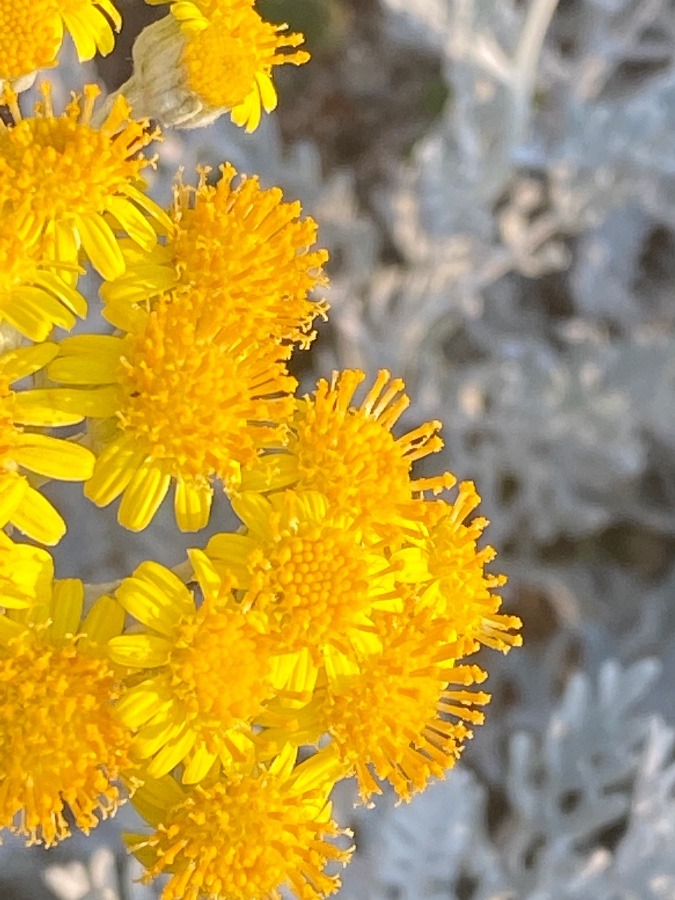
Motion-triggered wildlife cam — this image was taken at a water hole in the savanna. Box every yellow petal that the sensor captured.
[15,434,94,480]
[256,71,278,113]
[0,473,28,526]
[76,213,125,279]
[108,633,173,668]
[145,727,196,779]
[133,715,186,759]
[49,334,122,384]
[49,579,84,638]
[107,197,158,252]
[116,676,173,729]
[33,271,87,317]
[174,478,212,532]
[81,594,126,643]
[117,462,171,531]
[85,436,145,507]
[130,775,186,828]
[0,343,58,383]
[12,389,86,427]
[182,742,218,785]
[116,562,192,635]
[10,484,66,546]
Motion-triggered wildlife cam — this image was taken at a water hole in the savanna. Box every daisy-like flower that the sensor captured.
[0,578,132,847]
[0,531,54,609]
[126,745,351,900]
[0,0,121,92]
[206,490,401,665]
[122,0,309,130]
[0,223,87,341]
[49,296,297,531]
[241,369,456,528]
[0,342,94,546]
[103,164,328,348]
[108,551,280,783]
[316,613,490,803]
[394,483,522,657]
[0,83,169,280]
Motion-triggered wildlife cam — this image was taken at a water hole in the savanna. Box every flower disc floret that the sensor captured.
[0,0,121,90]
[0,83,167,279]
[49,298,297,531]
[127,749,350,900]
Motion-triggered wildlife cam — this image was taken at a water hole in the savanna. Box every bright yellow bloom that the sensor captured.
[0,223,87,341]
[395,483,522,657]
[318,621,490,803]
[108,552,279,783]
[206,490,400,664]
[125,0,309,130]
[0,531,54,609]
[49,297,297,531]
[126,746,351,900]
[0,0,121,91]
[0,580,132,847]
[103,165,328,347]
[0,83,168,280]
[241,369,456,523]
[0,342,94,545]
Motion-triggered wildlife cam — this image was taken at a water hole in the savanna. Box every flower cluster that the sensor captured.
[0,4,521,899]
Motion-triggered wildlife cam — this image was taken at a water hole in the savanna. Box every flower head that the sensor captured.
[0,0,121,91]
[127,746,350,900]
[103,165,328,348]
[318,620,490,802]
[125,0,309,130]
[49,297,297,531]
[395,483,522,657]
[0,578,132,846]
[0,343,95,545]
[242,369,455,527]
[0,83,168,279]
[207,490,400,664]
[108,552,279,783]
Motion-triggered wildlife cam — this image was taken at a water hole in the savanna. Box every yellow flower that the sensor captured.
[103,164,328,348]
[0,579,132,847]
[241,369,456,524]
[0,223,87,341]
[394,483,522,657]
[124,0,309,130]
[126,746,351,900]
[108,552,279,783]
[0,531,54,609]
[0,0,121,91]
[317,621,490,803]
[49,297,297,531]
[0,83,169,280]
[206,490,400,664]
[0,342,95,545]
